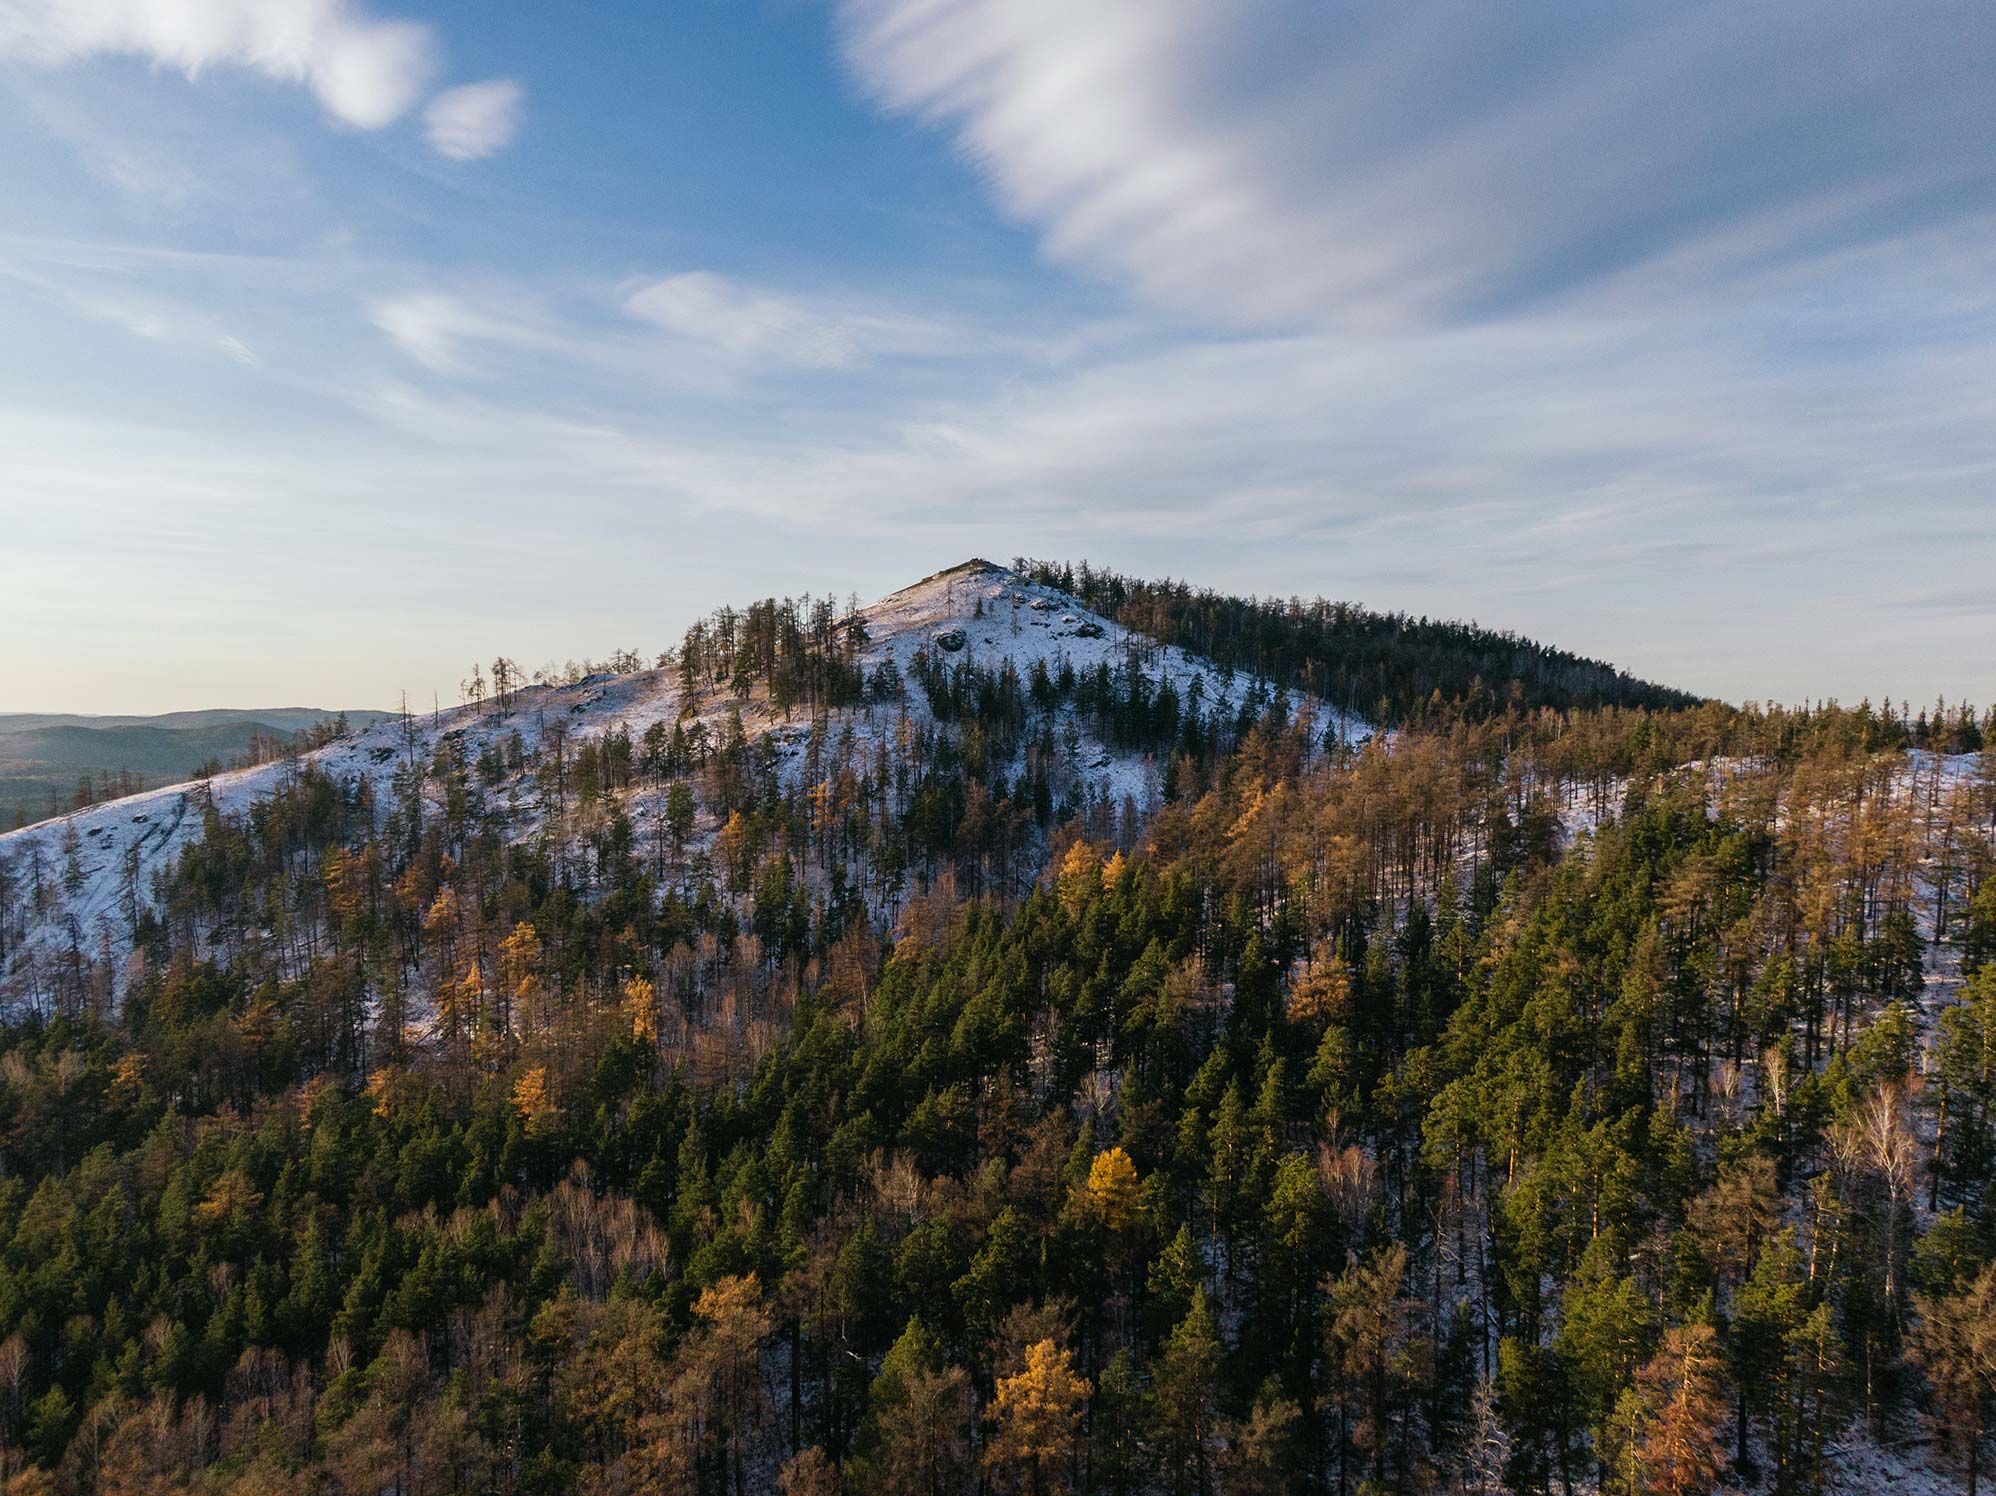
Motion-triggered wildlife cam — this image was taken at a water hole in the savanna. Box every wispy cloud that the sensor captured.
[424,78,522,161]
[369,278,890,387]
[620,271,976,371]
[3,2,1993,712]
[0,241,277,363]
[0,0,525,155]
[836,0,1996,331]
[342,232,1996,554]
[365,268,1065,391]
[0,0,436,130]
[624,272,869,369]
[371,292,520,375]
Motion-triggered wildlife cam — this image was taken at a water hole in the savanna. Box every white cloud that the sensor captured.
[313,212,1996,703]
[10,220,1996,706]
[352,231,1996,556]
[0,0,438,129]
[371,292,515,374]
[6,1,1994,709]
[370,289,619,379]
[620,270,989,372]
[623,272,869,369]
[836,0,1996,331]
[423,78,522,160]
[0,246,288,365]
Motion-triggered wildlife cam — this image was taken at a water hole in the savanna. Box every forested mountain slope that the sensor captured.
[0,560,1360,1012]
[1018,560,1705,721]
[0,562,1989,1496]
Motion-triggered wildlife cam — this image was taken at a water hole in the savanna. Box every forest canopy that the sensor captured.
[0,566,1990,1496]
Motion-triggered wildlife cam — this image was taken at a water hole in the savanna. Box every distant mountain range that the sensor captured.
[0,708,393,828]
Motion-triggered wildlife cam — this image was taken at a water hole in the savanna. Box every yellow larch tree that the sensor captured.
[985,1338,1090,1495]
[1057,840,1100,914]
[1285,942,1353,1030]
[1084,1147,1142,1234]
[512,1065,559,1136]
[497,920,544,1038]
[623,975,658,1043]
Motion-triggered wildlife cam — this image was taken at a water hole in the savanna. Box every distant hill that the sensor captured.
[0,709,393,828]
[0,707,383,734]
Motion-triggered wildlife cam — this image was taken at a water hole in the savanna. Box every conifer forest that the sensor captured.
[0,561,1992,1496]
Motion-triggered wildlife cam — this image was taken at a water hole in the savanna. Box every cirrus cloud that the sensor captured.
[0,0,527,156]
[624,272,868,369]
[836,0,1996,331]
[621,270,980,371]
[424,78,522,161]
[0,0,437,129]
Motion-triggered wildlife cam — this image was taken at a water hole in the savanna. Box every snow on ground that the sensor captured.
[0,572,1984,1490]
[0,560,1360,1009]
[1548,1429,1970,1495]
[1806,1431,1967,1496]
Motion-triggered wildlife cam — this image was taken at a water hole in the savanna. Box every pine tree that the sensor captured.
[1090,1348,1152,1496]
[1556,1233,1656,1470]
[1158,1288,1223,1496]
[857,1318,974,1496]
[1328,1242,1429,1488]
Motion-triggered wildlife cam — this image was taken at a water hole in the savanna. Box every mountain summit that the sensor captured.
[0,562,1358,1005]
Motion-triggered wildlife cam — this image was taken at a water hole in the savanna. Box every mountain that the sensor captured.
[0,708,393,830]
[0,558,1941,1011]
[0,560,1990,1495]
[0,560,1365,992]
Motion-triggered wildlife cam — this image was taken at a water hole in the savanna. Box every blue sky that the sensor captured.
[2,0,1993,714]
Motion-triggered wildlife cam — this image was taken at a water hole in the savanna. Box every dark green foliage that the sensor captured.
[0,576,1989,1493]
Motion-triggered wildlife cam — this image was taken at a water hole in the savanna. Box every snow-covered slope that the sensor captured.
[0,560,1360,1009]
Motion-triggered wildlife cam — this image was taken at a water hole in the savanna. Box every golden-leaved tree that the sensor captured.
[985,1339,1090,1496]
